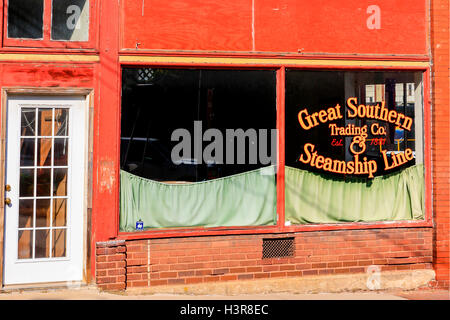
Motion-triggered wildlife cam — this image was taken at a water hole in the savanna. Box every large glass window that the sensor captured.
[121,68,277,182]
[285,71,423,177]
[119,67,426,232]
[284,70,425,225]
[120,68,278,231]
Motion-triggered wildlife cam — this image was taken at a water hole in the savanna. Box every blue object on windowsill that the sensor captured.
[136,219,144,231]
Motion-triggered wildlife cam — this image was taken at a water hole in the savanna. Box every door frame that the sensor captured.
[0,87,94,289]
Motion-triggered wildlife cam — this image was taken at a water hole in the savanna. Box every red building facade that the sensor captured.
[0,0,448,290]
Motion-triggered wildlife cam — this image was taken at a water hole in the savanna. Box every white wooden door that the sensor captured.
[3,96,87,285]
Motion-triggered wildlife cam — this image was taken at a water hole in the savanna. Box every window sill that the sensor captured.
[116,219,432,241]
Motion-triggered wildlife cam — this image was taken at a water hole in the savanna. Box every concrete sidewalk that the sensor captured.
[393,289,450,300]
[0,287,447,300]
[0,288,402,300]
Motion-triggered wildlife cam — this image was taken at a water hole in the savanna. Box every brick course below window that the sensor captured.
[96,228,433,290]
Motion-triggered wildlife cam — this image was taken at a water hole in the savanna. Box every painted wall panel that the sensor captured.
[121,0,253,51]
[255,0,427,55]
[0,63,95,87]
[121,0,427,55]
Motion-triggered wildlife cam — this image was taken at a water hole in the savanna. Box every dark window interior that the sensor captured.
[285,70,420,177]
[286,71,346,169]
[121,68,276,182]
[8,0,44,39]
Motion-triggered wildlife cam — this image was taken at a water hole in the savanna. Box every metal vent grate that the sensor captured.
[262,237,295,259]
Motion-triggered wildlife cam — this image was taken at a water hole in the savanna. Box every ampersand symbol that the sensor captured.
[350,132,368,155]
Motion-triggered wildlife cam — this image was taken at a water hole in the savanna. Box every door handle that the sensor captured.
[4,198,11,206]
[5,185,11,192]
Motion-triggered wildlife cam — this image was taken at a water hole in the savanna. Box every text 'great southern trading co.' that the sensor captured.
[297,97,414,178]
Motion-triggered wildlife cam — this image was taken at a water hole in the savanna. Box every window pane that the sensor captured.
[18,230,33,259]
[35,199,51,228]
[51,0,89,41]
[285,71,423,177]
[52,229,66,257]
[53,198,67,227]
[54,109,69,136]
[284,70,425,225]
[21,108,36,136]
[35,229,50,258]
[37,138,52,167]
[20,138,35,167]
[121,68,277,182]
[53,168,68,196]
[36,168,51,196]
[54,138,68,166]
[8,0,44,39]
[19,168,34,197]
[37,108,53,136]
[18,199,34,228]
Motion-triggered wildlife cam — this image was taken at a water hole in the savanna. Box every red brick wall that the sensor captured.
[96,240,127,290]
[97,228,433,289]
[431,0,450,289]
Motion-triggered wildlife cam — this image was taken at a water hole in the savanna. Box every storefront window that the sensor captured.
[286,71,423,176]
[285,70,424,224]
[119,68,278,231]
[121,68,277,182]
[119,68,425,232]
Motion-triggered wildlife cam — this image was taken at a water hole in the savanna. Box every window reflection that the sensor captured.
[8,0,44,39]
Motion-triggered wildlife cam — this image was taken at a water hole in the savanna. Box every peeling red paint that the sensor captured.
[0,0,444,289]
[0,63,94,87]
[121,0,428,55]
[99,160,116,194]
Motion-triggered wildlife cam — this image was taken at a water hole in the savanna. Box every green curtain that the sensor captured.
[120,166,277,231]
[285,164,424,224]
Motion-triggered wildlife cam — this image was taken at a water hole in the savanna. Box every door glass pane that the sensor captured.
[53,198,67,227]
[18,199,34,228]
[35,229,50,258]
[21,108,36,136]
[7,0,44,39]
[18,230,33,259]
[36,199,51,228]
[54,138,68,166]
[53,168,68,196]
[38,109,53,136]
[51,0,89,41]
[54,109,69,136]
[37,138,52,166]
[19,168,34,197]
[20,138,35,166]
[52,229,66,257]
[36,168,51,196]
